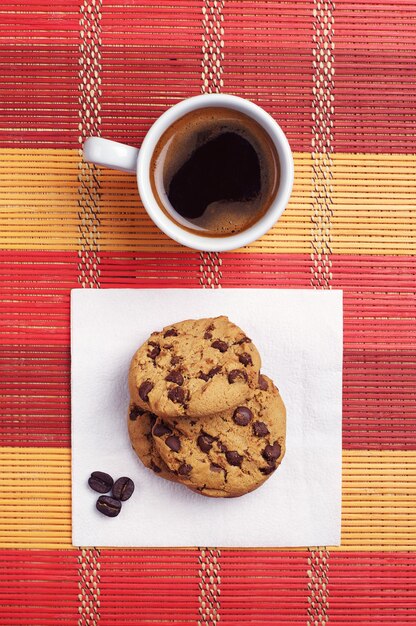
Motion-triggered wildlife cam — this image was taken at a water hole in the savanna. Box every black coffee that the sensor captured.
[150,107,280,237]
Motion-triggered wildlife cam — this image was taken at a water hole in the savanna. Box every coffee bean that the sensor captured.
[253,421,270,437]
[153,421,172,437]
[151,461,162,473]
[164,328,178,337]
[262,441,281,465]
[165,435,181,452]
[258,374,268,391]
[233,406,253,426]
[228,369,248,384]
[210,463,223,473]
[165,370,184,386]
[197,433,215,453]
[88,471,114,494]
[148,343,160,360]
[178,462,192,476]
[129,404,144,421]
[211,340,228,352]
[260,465,276,475]
[168,386,186,404]
[226,450,243,467]
[171,355,181,366]
[238,352,253,366]
[96,495,121,517]
[112,476,134,501]
[139,380,153,402]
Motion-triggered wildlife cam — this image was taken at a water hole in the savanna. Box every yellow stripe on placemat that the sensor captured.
[0,447,72,549]
[245,153,416,254]
[1,149,415,253]
[336,450,416,551]
[98,152,312,252]
[1,447,415,550]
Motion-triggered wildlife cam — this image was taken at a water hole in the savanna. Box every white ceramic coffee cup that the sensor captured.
[83,93,294,252]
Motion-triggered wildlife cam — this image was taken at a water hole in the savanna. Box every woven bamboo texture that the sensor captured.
[0,0,415,624]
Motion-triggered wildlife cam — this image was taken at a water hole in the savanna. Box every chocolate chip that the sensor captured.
[211,340,228,352]
[112,477,135,501]
[88,471,114,494]
[147,343,160,359]
[129,404,144,421]
[139,380,153,403]
[178,462,192,476]
[165,435,181,452]
[204,332,212,339]
[217,441,228,453]
[232,406,253,426]
[168,386,186,404]
[171,355,181,365]
[199,366,221,382]
[226,450,243,467]
[258,374,268,391]
[153,421,172,437]
[260,465,276,475]
[228,369,248,384]
[164,328,178,337]
[96,495,121,517]
[151,461,162,473]
[206,323,215,331]
[164,344,173,350]
[236,336,251,345]
[149,413,158,429]
[253,421,270,437]
[210,463,223,473]
[239,352,253,366]
[165,370,184,386]
[197,433,215,453]
[262,441,281,465]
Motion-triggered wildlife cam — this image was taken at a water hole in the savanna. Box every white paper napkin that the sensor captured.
[71,288,342,547]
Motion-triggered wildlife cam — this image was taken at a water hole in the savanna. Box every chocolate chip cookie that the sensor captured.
[127,403,175,482]
[151,375,286,498]
[128,316,261,420]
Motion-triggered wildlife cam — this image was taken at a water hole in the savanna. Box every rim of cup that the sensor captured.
[137,93,294,252]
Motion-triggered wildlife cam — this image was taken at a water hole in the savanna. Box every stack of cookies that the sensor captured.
[128,316,286,498]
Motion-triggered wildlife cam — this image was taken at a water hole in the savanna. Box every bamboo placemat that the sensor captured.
[1,0,415,623]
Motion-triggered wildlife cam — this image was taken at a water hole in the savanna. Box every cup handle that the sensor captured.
[83,137,139,173]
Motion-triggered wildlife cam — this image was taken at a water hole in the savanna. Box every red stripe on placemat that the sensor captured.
[100,1,201,147]
[219,550,309,624]
[0,4,79,149]
[0,251,78,347]
[330,552,416,623]
[220,252,416,450]
[0,549,79,625]
[0,345,70,448]
[99,251,201,287]
[334,1,416,154]
[99,549,200,624]
[223,0,313,153]
[1,250,415,450]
